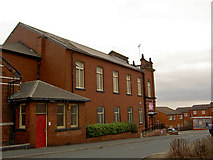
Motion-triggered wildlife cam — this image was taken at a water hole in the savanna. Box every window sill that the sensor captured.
[126,94,132,96]
[113,92,120,95]
[96,90,105,93]
[55,128,69,132]
[69,127,81,131]
[16,128,26,132]
[139,123,144,125]
[75,88,86,91]
[137,95,143,97]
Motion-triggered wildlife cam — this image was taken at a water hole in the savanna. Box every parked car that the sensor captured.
[168,128,178,135]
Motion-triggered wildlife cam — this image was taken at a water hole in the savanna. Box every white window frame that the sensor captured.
[184,113,188,117]
[76,61,84,89]
[113,71,119,93]
[96,67,103,91]
[97,107,105,124]
[139,107,143,124]
[147,81,151,97]
[19,104,26,129]
[179,115,183,119]
[114,107,120,122]
[71,104,78,128]
[173,115,176,120]
[193,111,197,115]
[126,74,131,94]
[169,116,172,120]
[137,77,142,96]
[57,104,66,128]
[202,110,205,115]
[128,107,133,123]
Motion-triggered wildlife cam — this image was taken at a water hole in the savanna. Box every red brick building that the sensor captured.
[156,103,213,130]
[1,22,156,148]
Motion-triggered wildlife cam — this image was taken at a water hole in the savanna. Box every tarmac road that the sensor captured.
[2,129,210,159]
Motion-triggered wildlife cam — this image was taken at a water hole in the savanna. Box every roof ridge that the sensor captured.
[29,80,40,97]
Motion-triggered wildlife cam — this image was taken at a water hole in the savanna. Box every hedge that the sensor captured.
[86,122,138,138]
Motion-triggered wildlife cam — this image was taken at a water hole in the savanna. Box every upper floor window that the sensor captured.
[169,116,172,120]
[113,71,119,93]
[193,111,197,115]
[76,61,84,89]
[19,104,26,129]
[184,113,188,117]
[71,104,78,128]
[128,107,133,122]
[57,104,66,128]
[173,115,176,120]
[114,107,120,122]
[179,115,183,119]
[202,110,205,115]
[139,107,143,124]
[137,78,142,96]
[126,74,131,94]
[97,107,104,124]
[147,81,151,97]
[97,67,103,91]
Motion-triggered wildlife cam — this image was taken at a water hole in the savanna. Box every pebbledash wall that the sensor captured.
[1,22,157,147]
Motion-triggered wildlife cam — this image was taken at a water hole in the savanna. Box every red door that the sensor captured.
[36,115,46,148]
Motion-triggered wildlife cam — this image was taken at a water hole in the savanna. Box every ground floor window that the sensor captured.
[71,104,78,128]
[57,104,66,128]
[139,107,143,124]
[19,104,26,128]
[114,107,120,122]
[128,107,133,123]
[97,107,104,124]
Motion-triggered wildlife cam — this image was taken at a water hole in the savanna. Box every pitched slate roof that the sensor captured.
[175,107,191,114]
[1,42,41,59]
[10,80,90,103]
[190,103,211,111]
[156,107,176,115]
[17,22,142,72]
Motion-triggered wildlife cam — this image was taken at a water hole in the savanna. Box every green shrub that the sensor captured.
[86,122,138,138]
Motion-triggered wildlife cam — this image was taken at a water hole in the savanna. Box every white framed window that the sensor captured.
[139,107,143,124]
[193,111,197,115]
[126,74,131,94]
[19,104,26,129]
[113,71,119,93]
[169,116,172,120]
[97,67,103,91]
[184,113,188,117]
[169,125,173,128]
[114,107,120,122]
[202,110,205,115]
[147,81,151,97]
[76,61,84,89]
[173,115,176,120]
[212,108,213,112]
[128,107,133,122]
[179,115,183,119]
[57,104,66,128]
[97,107,104,124]
[177,124,180,128]
[137,78,142,96]
[71,104,78,128]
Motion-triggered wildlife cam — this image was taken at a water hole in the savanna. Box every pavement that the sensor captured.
[1,130,197,159]
[1,134,173,159]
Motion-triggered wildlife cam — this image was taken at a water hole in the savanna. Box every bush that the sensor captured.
[86,122,138,138]
[169,136,213,159]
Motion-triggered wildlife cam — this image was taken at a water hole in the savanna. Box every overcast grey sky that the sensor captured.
[0,0,211,109]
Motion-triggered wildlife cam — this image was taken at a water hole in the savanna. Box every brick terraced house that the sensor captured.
[156,102,213,130]
[0,22,157,148]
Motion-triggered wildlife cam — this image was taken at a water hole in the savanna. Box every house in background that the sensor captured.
[190,103,213,130]
[156,102,213,130]
[0,22,157,148]
[155,107,184,129]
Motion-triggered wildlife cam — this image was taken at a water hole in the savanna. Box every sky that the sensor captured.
[0,0,211,109]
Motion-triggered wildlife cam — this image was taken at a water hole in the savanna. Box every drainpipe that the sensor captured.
[71,50,74,93]
[142,72,148,130]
